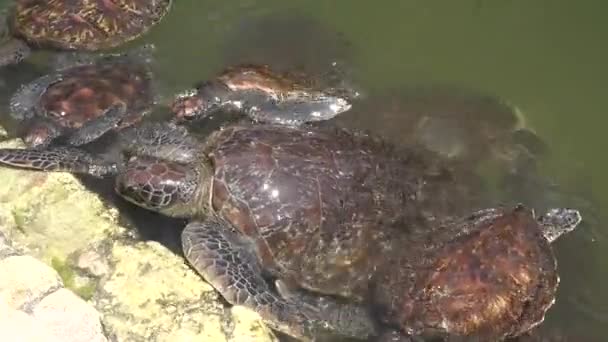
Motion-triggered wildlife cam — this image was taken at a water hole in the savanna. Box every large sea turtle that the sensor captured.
[9,45,158,147]
[0,0,172,67]
[0,106,581,341]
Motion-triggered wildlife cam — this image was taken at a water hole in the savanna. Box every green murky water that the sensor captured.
[1,0,606,340]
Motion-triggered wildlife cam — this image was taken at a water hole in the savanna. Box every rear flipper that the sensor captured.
[0,147,117,177]
[65,103,129,146]
[275,279,378,340]
[181,217,330,341]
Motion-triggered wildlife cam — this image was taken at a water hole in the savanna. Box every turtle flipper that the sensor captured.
[275,279,377,340]
[245,95,351,126]
[182,218,329,341]
[51,44,157,71]
[0,147,117,177]
[0,10,31,67]
[537,208,582,243]
[65,103,128,146]
[510,128,550,159]
[119,122,200,164]
[10,74,62,121]
[374,330,417,342]
[0,38,31,67]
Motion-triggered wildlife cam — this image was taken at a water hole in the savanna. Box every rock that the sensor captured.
[0,233,107,342]
[0,134,276,341]
[0,303,63,342]
[32,288,107,342]
[0,254,62,309]
[96,240,226,342]
[0,230,18,258]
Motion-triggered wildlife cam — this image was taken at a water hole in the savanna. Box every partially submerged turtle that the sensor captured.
[171,64,358,126]
[9,45,158,147]
[341,85,548,168]
[371,205,581,341]
[0,106,581,341]
[0,0,172,67]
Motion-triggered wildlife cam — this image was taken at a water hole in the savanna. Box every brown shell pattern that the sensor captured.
[397,208,558,339]
[207,125,483,299]
[40,61,153,129]
[13,0,171,50]
[217,65,320,101]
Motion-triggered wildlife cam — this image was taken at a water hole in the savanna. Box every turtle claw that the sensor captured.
[65,103,128,146]
[0,147,118,178]
[182,217,329,341]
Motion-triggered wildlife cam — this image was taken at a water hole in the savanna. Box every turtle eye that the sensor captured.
[115,182,145,205]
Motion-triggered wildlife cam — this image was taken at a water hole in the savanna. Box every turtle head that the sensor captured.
[114,155,201,218]
[171,81,230,122]
[537,208,582,243]
[22,119,63,148]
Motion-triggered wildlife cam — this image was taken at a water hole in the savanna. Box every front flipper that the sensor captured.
[0,147,117,177]
[245,95,351,126]
[182,218,330,341]
[119,122,200,164]
[10,73,62,121]
[0,10,30,67]
[0,36,31,67]
[275,279,377,340]
[65,103,129,146]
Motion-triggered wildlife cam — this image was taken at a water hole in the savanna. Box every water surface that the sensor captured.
[1,0,606,340]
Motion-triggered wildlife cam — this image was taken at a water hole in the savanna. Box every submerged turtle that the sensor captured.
[9,45,158,147]
[171,64,358,126]
[0,106,581,341]
[341,85,548,168]
[221,10,354,76]
[0,0,172,67]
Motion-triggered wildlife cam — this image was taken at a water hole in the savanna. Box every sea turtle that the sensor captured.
[220,10,354,76]
[0,107,581,340]
[171,64,358,127]
[340,85,548,168]
[9,44,158,148]
[369,205,581,341]
[0,0,172,67]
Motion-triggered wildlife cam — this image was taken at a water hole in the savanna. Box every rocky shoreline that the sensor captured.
[0,129,276,342]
